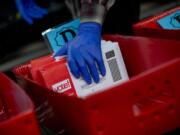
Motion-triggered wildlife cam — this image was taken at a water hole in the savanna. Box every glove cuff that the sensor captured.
[78,22,102,35]
[80,3,106,24]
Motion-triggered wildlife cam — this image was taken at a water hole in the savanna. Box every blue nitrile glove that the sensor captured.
[15,0,48,24]
[54,22,106,84]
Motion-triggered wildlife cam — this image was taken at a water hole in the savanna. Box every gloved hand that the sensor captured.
[54,22,106,84]
[15,0,48,24]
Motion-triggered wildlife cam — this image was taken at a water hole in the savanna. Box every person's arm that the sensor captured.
[55,0,116,84]
[65,0,115,23]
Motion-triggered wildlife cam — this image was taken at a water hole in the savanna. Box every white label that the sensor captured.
[52,79,72,93]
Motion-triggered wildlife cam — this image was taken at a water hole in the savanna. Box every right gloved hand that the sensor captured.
[15,0,48,24]
[54,22,106,84]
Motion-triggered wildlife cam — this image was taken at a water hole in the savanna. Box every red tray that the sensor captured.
[0,73,40,135]
[133,6,180,40]
[13,35,180,135]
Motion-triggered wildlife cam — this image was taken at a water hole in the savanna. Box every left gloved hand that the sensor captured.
[15,0,48,24]
[54,22,106,84]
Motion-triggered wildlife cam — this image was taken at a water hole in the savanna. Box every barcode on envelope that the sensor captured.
[107,58,121,82]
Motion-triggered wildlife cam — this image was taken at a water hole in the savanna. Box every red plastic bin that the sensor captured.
[13,35,180,135]
[0,72,41,135]
[133,6,180,40]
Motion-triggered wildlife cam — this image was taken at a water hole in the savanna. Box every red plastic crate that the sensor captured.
[13,35,180,135]
[133,6,180,40]
[0,73,41,135]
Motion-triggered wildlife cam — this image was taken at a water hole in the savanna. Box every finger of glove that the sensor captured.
[87,46,106,76]
[68,59,80,79]
[15,0,33,24]
[21,11,33,24]
[95,54,106,76]
[81,50,100,83]
[75,53,92,84]
[32,4,48,15]
[26,9,44,18]
[28,9,44,19]
[53,45,67,57]
[27,1,48,15]
[24,3,45,18]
